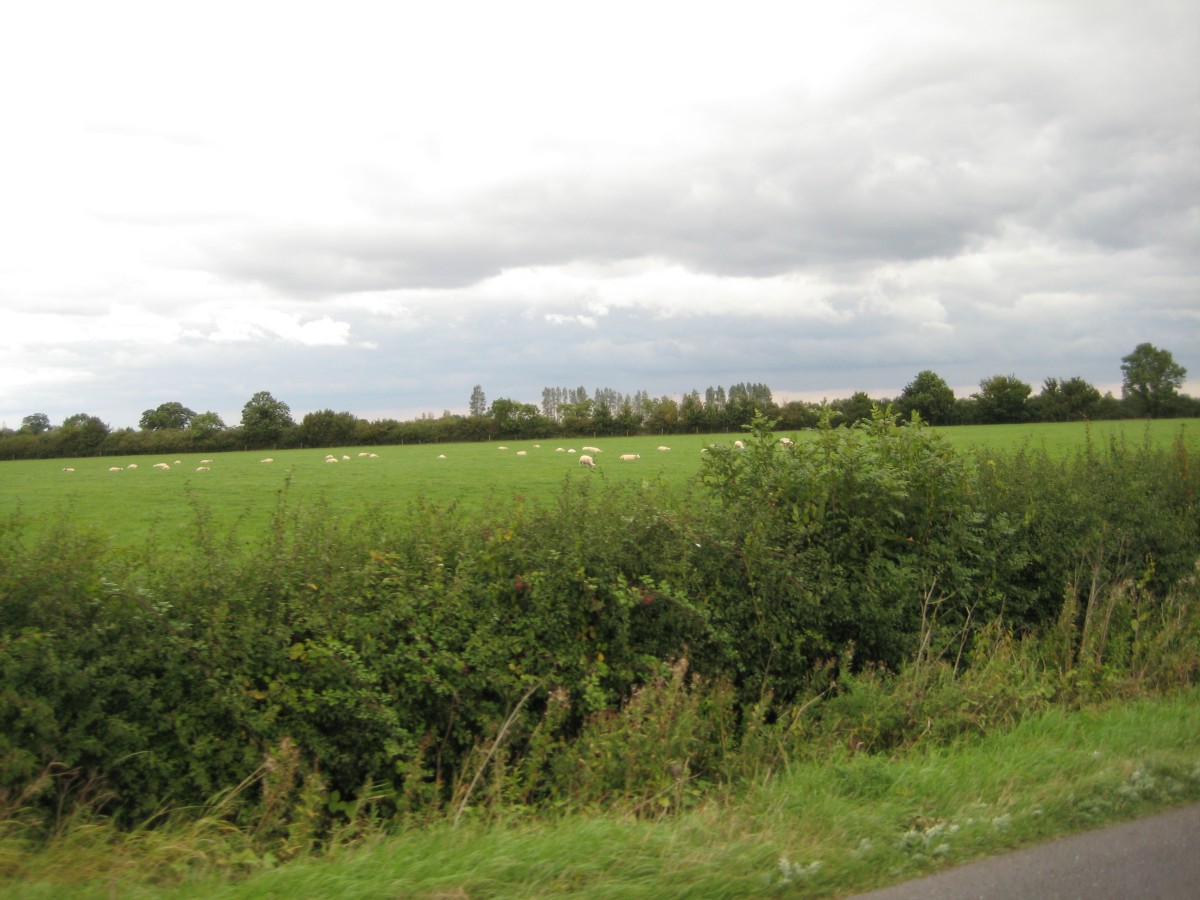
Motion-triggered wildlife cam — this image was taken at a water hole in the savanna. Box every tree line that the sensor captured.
[1,343,1193,459]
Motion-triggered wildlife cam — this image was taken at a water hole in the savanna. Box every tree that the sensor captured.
[139,401,197,431]
[1035,377,1101,422]
[20,413,50,435]
[832,391,876,426]
[1121,343,1187,417]
[59,413,110,455]
[240,391,294,447]
[896,371,956,425]
[469,385,487,418]
[188,411,226,436]
[298,409,360,448]
[974,375,1032,424]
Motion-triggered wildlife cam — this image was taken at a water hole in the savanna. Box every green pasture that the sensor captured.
[1,419,1194,551]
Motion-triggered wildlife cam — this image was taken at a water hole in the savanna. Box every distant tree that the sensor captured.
[469,385,487,418]
[240,391,294,447]
[139,401,197,431]
[1034,377,1102,422]
[59,413,110,455]
[680,391,706,433]
[832,391,876,426]
[896,370,955,425]
[1121,343,1187,417]
[188,411,226,436]
[974,375,1032,424]
[298,409,360,447]
[20,413,51,435]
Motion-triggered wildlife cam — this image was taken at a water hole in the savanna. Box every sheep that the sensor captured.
[619,453,641,461]
[174,460,182,465]
[342,455,350,460]
[578,454,596,468]
[358,452,370,457]
[260,458,274,463]
[195,466,210,471]
[780,437,794,446]
[516,450,527,456]
[201,459,213,464]
[555,447,565,453]
[657,446,671,451]
[325,457,339,463]
[568,449,577,454]
[126,463,138,469]
[108,466,123,472]
[582,446,601,453]
[369,453,379,458]
[153,463,171,470]
[533,444,540,449]
[733,440,744,449]
[498,446,508,450]
[437,453,446,459]
[62,467,75,472]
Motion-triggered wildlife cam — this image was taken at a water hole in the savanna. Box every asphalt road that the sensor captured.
[849,803,1200,899]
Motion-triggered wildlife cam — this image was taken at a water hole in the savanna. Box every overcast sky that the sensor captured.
[2,0,1197,430]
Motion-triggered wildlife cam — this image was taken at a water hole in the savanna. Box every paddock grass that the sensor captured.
[0,420,1195,551]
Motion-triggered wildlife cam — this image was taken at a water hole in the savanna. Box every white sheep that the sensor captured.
[619,454,641,461]
[780,437,794,446]
[733,440,744,450]
[368,453,379,458]
[260,458,274,463]
[578,454,596,468]
[342,455,350,460]
[657,446,671,451]
[498,446,508,451]
[62,467,75,472]
[200,459,214,464]
[174,460,182,465]
[108,466,123,472]
[196,466,210,471]
[358,452,370,457]
[555,447,565,453]
[568,448,577,454]
[154,463,171,470]
[516,450,527,456]
[437,453,446,459]
[582,446,601,453]
[126,463,138,470]
[325,458,339,463]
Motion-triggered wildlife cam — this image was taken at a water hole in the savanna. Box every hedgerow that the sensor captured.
[1,412,1197,854]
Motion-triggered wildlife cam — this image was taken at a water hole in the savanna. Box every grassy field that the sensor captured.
[1,419,1196,550]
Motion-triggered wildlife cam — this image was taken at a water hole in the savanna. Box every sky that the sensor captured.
[2,0,1197,430]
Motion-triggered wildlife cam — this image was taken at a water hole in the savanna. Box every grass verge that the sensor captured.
[5,688,1198,898]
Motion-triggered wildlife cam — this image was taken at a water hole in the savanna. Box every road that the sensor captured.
[849,802,1200,899]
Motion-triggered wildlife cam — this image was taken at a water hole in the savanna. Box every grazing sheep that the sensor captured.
[62,467,75,472]
[498,446,508,450]
[437,453,446,459]
[195,466,209,471]
[200,459,213,464]
[578,454,596,468]
[619,454,641,461]
[260,458,274,463]
[325,458,339,463]
[342,455,350,460]
[568,449,577,454]
[533,444,540,449]
[516,450,527,456]
[126,463,138,469]
[358,452,370,457]
[657,446,671,451]
[733,440,744,449]
[369,453,379,458]
[555,447,565,452]
[582,446,601,453]
[154,463,171,470]
[108,466,123,472]
[780,437,794,446]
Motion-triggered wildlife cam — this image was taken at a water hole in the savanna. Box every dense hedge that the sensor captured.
[2,413,1197,838]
